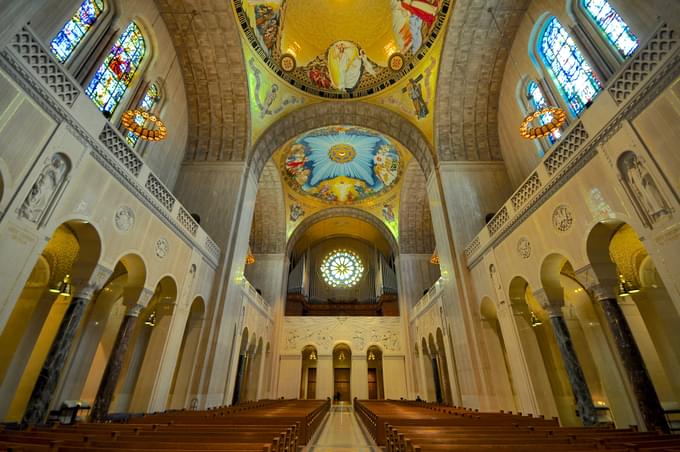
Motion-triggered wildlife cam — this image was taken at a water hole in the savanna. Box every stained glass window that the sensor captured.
[583,0,638,58]
[320,250,364,288]
[85,21,146,116]
[540,17,602,116]
[527,80,561,145]
[127,83,160,146]
[50,0,104,63]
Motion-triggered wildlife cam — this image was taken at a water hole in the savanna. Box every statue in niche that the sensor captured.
[617,151,671,228]
[18,153,70,225]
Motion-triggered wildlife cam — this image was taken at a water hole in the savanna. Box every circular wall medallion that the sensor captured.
[552,205,574,232]
[516,237,531,259]
[280,53,296,72]
[114,206,135,232]
[388,53,405,72]
[155,237,169,259]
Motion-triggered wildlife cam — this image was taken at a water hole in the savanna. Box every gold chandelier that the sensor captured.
[122,109,168,142]
[519,107,566,140]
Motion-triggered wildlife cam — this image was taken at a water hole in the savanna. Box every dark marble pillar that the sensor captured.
[22,295,92,425]
[547,310,597,426]
[598,296,669,433]
[90,305,142,422]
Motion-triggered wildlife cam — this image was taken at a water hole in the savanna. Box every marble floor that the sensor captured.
[304,404,380,451]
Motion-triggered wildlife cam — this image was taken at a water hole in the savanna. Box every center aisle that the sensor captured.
[305,404,379,452]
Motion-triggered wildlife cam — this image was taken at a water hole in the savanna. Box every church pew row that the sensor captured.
[0,399,330,452]
[354,400,680,452]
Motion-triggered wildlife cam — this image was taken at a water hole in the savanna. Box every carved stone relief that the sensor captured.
[617,151,671,229]
[282,317,403,354]
[114,206,135,232]
[18,153,70,226]
[516,237,531,259]
[552,204,574,232]
[155,237,169,259]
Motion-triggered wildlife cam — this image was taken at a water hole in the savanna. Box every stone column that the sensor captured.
[90,303,144,422]
[534,289,596,426]
[577,266,669,433]
[22,266,112,425]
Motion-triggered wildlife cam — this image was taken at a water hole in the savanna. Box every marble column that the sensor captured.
[534,290,596,426]
[22,295,93,424]
[587,280,669,432]
[90,304,143,422]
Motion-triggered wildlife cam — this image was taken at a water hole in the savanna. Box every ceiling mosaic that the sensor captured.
[234,0,450,99]
[276,126,410,240]
[282,126,402,205]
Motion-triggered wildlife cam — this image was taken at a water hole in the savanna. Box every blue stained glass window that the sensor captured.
[540,17,602,116]
[127,83,160,146]
[50,0,104,63]
[85,22,146,116]
[583,0,638,58]
[527,81,561,145]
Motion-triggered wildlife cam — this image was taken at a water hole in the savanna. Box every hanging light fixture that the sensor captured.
[430,249,440,265]
[144,311,157,327]
[245,246,255,265]
[530,311,543,327]
[368,351,376,361]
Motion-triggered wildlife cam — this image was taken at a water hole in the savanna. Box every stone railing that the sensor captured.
[412,277,444,319]
[463,21,679,267]
[242,278,273,319]
[0,25,221,267]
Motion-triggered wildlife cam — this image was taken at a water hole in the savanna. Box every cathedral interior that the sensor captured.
[1,0,680,448]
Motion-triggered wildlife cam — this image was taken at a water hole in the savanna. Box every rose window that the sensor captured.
[320,249,364,288]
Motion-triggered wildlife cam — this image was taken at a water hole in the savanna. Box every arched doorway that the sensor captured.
[333,343,351,403]
[366,345,384,400]
[300,345,318,399]
[168,296,205,409]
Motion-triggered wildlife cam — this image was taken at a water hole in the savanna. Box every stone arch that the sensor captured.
[248,102,435,181]
[286,207,399,256]
[435,0,529,161]
[399,160,436,254]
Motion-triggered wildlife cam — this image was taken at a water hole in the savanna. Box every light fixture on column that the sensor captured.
[246,246,255,265]
[309,350,317,360]
[617,273,637,297]
[50,274,72,296]
[368,351,376,361]
[530,311,542,327]
[144,310,156,327]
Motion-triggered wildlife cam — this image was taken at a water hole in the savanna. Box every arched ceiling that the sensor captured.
[249,160,286,254]
[436,0,529,161]
[155,0,249,161]
[399,161,436,254]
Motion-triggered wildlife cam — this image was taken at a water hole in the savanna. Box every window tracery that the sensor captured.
[85,21,146,116]
[320,249,364,288]
[539,16,602,116]
[50,0,104,63]
[582,0,638,58]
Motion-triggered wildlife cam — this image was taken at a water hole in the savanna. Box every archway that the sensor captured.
[168,296,205,409]
[300,345,318,399]
[231,328,250,405]
[332,343,352,403]
[366,345,384,400]
[507,276,561,421]
[0,220,101,421]
[112,276,177,413]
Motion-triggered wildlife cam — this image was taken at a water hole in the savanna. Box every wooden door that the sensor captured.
[367,368,378,400]
[334,368,351,401]
[306,368,317,399]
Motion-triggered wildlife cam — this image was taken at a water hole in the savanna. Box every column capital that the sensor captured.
[72,264,113,300]
[532,288,563,317]
[125,304,144,317]
[137,287,155,308]
[575,264,618,300]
